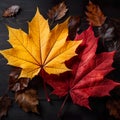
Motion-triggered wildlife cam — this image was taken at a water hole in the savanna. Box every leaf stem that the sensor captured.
[43,79,50,102]
[57,94,69,117]
[40,69,50,102]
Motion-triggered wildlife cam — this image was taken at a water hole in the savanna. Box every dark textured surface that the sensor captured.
[0,0,120,120]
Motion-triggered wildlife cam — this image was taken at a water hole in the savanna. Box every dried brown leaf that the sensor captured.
[97,22,119,52]
[15,89,39,113]
[2,5,20,17]
[0,95,12,119]
[68,16,80,40]
[106,98,120,119]
[86,1,106,26]
[9,67,30,92]
[48,2,68,21]
[98,25,115,41]
[110,18,120,38]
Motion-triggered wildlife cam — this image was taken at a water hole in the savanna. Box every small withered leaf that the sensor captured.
[98,24,115,41]
[48,2,68,21]
[97,23,117,52]
[68,16,80,40]
[2,5,20,17]
[110,18,120,38]
[95,18,120,52]
[0,95,12,119]
[9,67,30,92]
[15,89,39,113]
[86,1,106,26]
[106,98,120,119]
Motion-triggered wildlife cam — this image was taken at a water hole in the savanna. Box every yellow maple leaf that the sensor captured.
[0,8,81,79]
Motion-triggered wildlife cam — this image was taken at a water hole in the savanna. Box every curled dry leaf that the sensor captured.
[68,16,80,40]
[9,67,30,92]
[48,2,68,21]
[96,18,120,52]
[97,23,118,52]
[86,1,106,26]
[110,18,120,38]
[98,24,115,42]
[106,98,120,119]
[15,89,39,113]
[0,95,12,119]
[98,24,118,51]
[2,5,20,17]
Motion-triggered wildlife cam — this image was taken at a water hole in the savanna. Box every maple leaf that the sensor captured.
[0,95,12,119]
[48,2,68,21]
[15,89,39,113]
[86,1,106,26]
[0,8,81,79]
[43,26,120,109]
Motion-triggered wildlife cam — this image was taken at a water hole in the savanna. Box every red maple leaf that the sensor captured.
[42,26,120,109]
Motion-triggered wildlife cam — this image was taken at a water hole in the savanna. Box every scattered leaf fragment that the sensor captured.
[0,95,12,119]
[106,98,120,119]
[43,27,120,109]
[15,89,39,113]
[48,2,68,21]
[68,16,80,40]
[86,1,106,26]
[9,67,30,92]
[2,5,20,17]
[0,8,81,79]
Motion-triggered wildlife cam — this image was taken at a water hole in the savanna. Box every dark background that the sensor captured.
[0,0,120,120]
